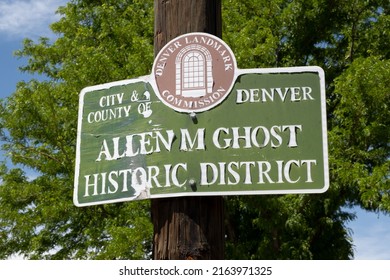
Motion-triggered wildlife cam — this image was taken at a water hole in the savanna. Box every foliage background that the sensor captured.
[0,0,389,259]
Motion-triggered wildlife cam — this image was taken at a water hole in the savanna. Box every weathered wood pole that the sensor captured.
[151,0,225,260]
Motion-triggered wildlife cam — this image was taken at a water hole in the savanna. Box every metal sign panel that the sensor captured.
[74,66,328,207]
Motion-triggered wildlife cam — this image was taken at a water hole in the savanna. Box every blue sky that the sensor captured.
[1,0,389,260]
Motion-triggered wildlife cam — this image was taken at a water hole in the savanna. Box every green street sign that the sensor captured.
[74,66,328,207]
[74,33,328,206]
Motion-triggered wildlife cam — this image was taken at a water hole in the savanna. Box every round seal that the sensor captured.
[152,32,237,113]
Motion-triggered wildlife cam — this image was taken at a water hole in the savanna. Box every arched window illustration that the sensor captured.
[176,45,213,97]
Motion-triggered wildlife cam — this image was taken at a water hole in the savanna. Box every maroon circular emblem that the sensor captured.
[152,32,237,113]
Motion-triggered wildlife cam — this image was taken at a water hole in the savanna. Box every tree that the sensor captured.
[1,0,389,259]
[0,0,154,260]
[331,57,390,212]
[222,0,389,259]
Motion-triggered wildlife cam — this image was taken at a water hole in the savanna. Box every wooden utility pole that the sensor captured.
[154,0,222,55]
[151,0,225,260]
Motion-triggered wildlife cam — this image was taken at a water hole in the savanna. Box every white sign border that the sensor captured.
[73,75,153,207]
[74,67,329,207]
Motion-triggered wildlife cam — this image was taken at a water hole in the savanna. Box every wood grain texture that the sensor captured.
[154,0,222,55]
[152,196,225,259]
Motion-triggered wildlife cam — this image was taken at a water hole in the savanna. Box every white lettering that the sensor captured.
[213,125,302,150]
[96,130,175,161]
[199,160,317,187]
[180,128,206,151]
[236,87,315,103]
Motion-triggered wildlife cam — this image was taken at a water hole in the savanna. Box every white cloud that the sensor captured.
[0,0,67,40]
[354,235,390,260]
[349,209,390,260]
